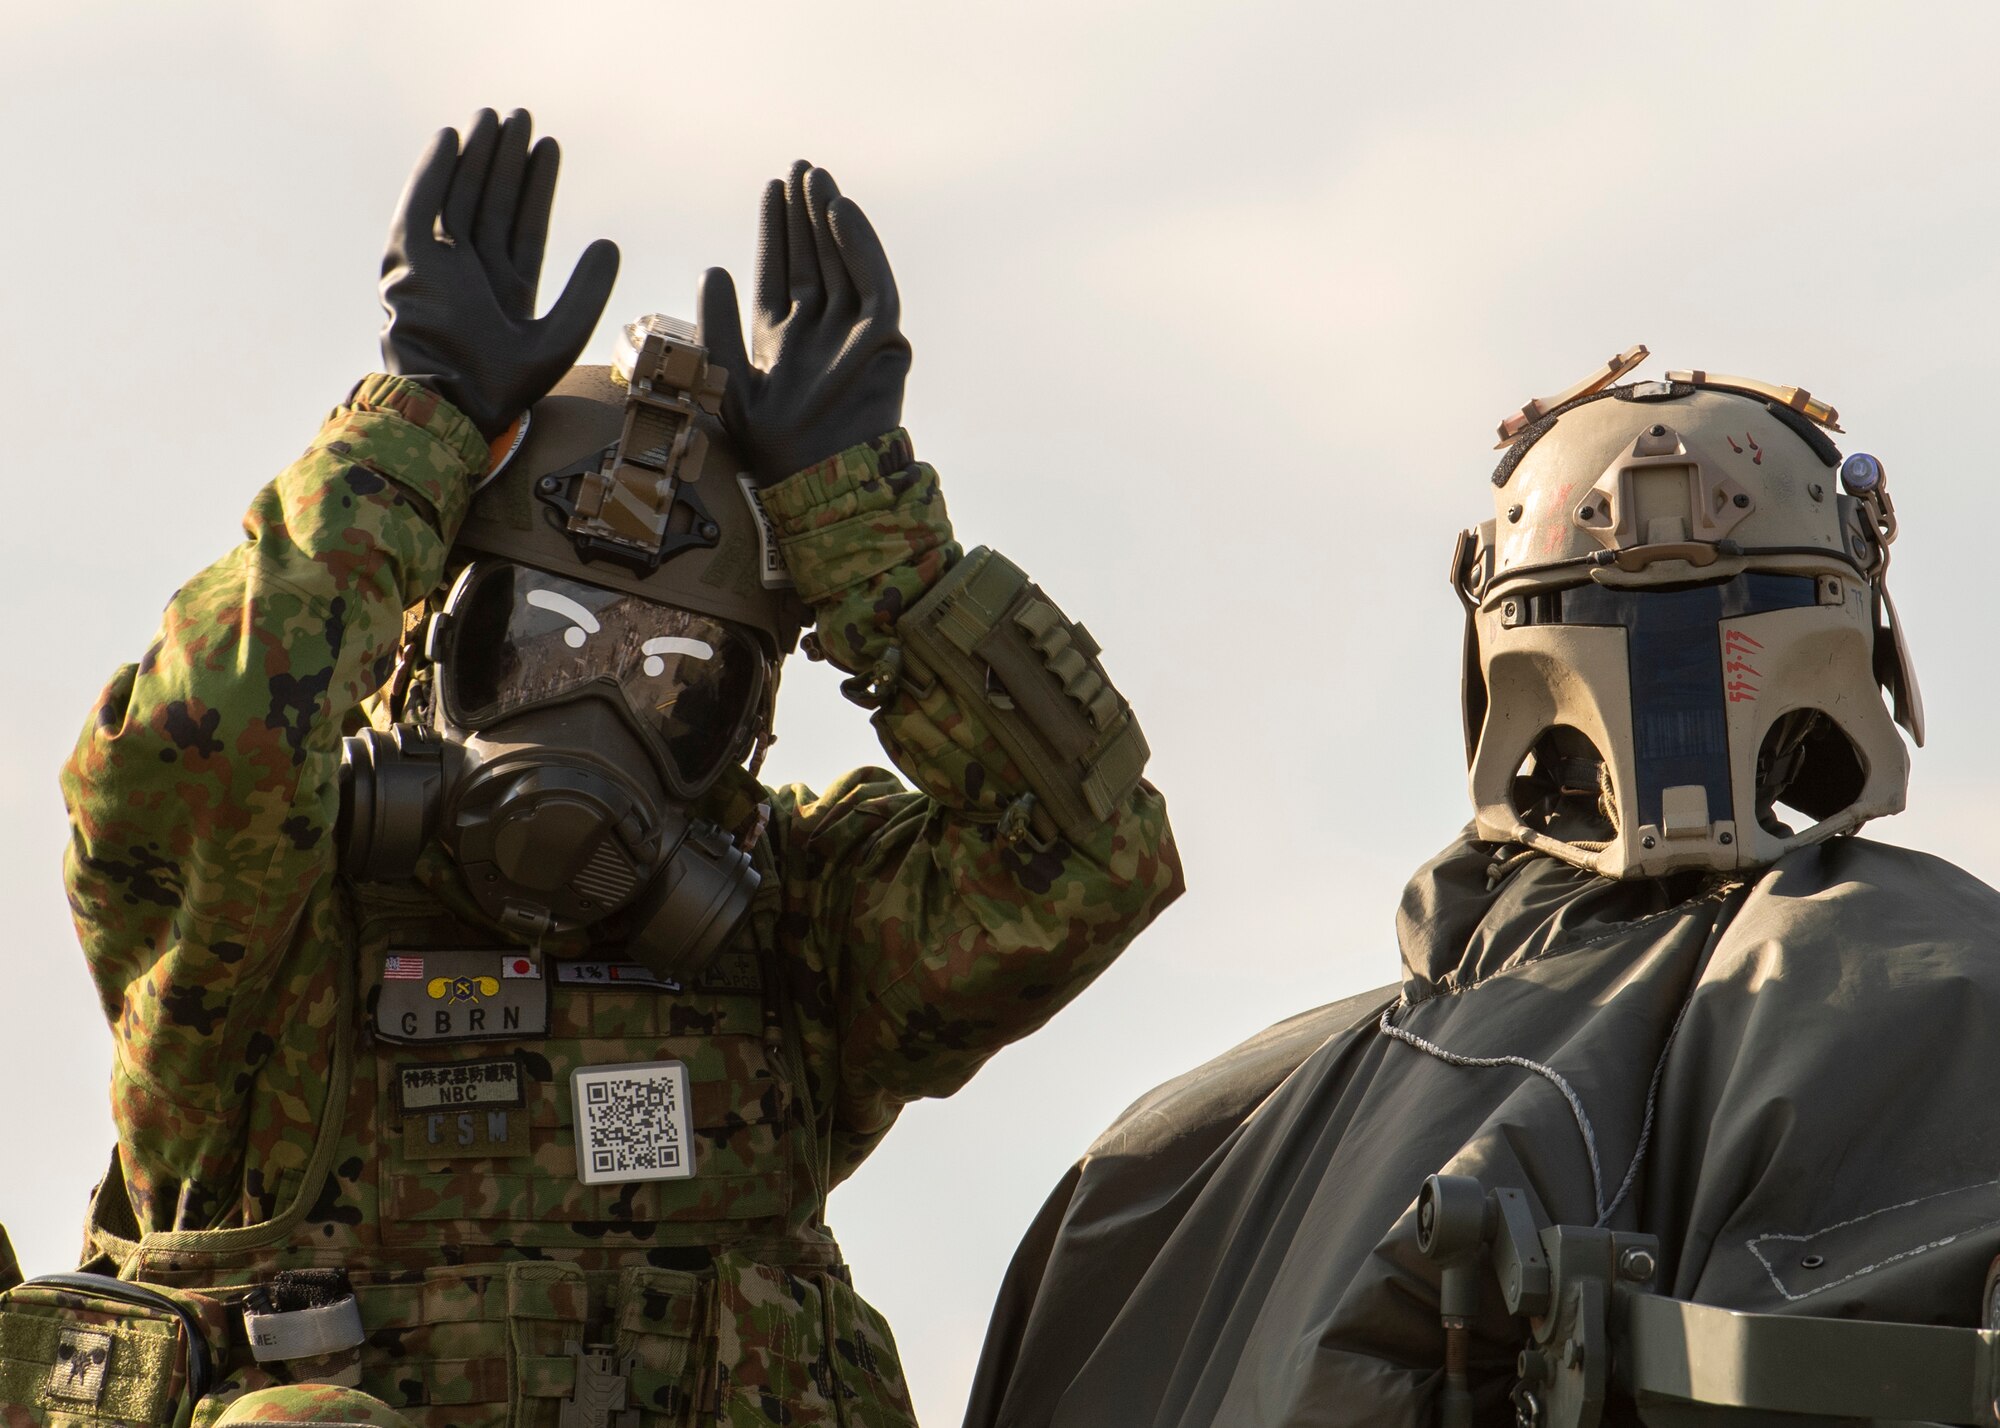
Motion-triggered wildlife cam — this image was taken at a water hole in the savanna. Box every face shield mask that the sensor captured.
[436,561,767,799]
[340,315,806,976]
[1453,351,1923,880]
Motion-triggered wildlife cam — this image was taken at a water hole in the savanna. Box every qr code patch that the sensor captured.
[571,1061,695,1186]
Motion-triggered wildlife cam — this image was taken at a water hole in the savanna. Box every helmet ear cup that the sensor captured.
[1873,586,1926,746]
[1460,610,1488,768]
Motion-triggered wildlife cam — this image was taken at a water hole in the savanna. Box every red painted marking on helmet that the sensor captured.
[1746,432,1763,465]
[1724,627,1763,702]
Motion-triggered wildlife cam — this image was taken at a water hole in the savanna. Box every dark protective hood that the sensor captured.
[966,834,2000,1428]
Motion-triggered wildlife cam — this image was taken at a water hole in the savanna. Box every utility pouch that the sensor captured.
[822,1272,918,1428]
[613,1265,706,1425]
[0,1271,215,1428]
[894,546,1149,844]
[709,1251,835,1425]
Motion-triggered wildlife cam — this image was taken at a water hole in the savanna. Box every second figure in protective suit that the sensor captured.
[53,109,1180,1426]
[964,349,2000,1428]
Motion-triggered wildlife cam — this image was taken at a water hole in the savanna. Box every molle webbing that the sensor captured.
[895,547,1149,843]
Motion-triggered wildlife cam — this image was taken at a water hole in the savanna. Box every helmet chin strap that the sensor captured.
[744,663,782,781]
[1512,735,1619,852]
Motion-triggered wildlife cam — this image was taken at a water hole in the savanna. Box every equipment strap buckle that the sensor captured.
[560,1342,638,1428]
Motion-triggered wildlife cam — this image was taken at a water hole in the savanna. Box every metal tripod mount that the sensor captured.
[1416,1173,2000,1428]
[1417,1173,1660,1428]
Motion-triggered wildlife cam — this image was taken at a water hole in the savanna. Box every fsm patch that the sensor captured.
[571,1061,694,1186]
[375,950,549,1044]
[402,1106,530,1160]
[45,1326,112,1404]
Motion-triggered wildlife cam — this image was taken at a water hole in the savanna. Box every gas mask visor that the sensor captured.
[434,560,767,800]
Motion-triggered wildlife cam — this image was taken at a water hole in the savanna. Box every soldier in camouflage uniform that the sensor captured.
[56,109,1180,1427]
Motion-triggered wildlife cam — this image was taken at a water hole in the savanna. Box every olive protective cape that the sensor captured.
[965,834,2000,1428]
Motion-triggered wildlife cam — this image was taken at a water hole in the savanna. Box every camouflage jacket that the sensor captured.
[59,375,1182,1427]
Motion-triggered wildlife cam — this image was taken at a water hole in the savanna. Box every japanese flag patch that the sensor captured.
[571,1061,695,1185]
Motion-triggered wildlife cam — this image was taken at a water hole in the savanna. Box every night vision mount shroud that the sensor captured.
[451,313,807,659]
[534,315,729,577]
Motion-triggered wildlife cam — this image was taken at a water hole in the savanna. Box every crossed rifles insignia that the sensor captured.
[428,974,500,1005]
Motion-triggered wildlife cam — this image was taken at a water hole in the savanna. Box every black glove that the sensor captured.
[697,161,912,486]
[379,108,620,439]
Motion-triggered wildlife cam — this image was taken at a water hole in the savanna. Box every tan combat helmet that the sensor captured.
[454,314,809,663]
[1450,347,1923,880]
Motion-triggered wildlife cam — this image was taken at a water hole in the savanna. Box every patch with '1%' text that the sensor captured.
[555,961,682,992]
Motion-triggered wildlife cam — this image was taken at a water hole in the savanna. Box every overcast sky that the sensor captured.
[3,3,1997,1422]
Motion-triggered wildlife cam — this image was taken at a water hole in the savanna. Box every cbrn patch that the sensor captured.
[375,950,549,1044]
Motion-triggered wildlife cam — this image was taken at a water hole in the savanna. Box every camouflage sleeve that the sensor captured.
[62,376,486,1225]
[758,430,1183,1169]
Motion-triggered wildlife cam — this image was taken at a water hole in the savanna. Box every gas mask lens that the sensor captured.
[439,561,765,795]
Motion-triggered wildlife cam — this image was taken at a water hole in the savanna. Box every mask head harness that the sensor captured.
[1450,345,1923,880]
[340,315,809,976]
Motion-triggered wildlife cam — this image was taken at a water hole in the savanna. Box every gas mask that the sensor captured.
[340,316,808,975]
[1452,348,1923,880]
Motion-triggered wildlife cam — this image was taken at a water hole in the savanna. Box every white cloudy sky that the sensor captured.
[2,3,1996,1421]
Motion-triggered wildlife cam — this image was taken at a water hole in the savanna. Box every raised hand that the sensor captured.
[697,161,912,486]
[379,107,620,439]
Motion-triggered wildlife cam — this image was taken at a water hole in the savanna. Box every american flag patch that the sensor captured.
[383,956,424,981]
